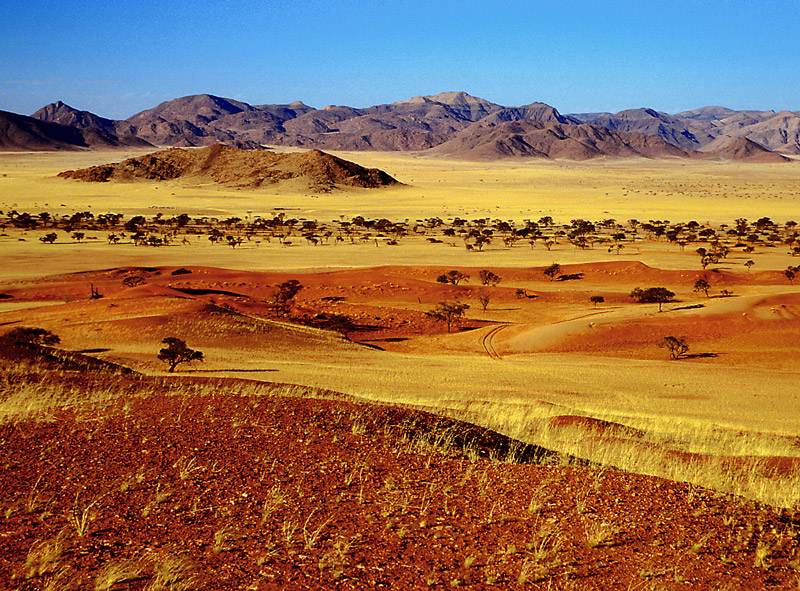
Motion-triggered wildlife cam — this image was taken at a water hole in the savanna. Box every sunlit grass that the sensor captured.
[378,391,800,509]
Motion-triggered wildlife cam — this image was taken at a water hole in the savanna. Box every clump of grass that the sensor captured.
[23,528,69,579]
[212,525,247,554]
[584,520,618,548]
[148,553,198,591]
[142,484,172,517]
[70,493,102,537]
[26,473,47,514]
[317,538,352,578]
[261,485,288,522]
[174,456,204,481]
[303,510,333,550]
[754,541,772,569]
[282,517,299,551]
[519,520,564,583]
[688,532,713,555]
[94,559,144,591]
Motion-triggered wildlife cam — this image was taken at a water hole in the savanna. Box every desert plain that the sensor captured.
[2,148,800,589]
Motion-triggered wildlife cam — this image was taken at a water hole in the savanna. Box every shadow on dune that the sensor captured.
[186,368,279,373]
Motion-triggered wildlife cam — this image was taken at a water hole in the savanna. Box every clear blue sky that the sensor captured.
[2,0,798,119]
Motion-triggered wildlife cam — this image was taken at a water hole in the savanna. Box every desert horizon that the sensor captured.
[3,1,800,588]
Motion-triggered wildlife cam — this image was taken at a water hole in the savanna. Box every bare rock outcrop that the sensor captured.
[57,144,401,189]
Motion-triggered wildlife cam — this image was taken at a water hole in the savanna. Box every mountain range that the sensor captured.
[1,92,798,160]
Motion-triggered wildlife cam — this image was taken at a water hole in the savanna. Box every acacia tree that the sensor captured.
[270,279,303,315]
[478,270,501,286]
[590,295,605,308]
[478,293,491,311]
[158,337,203,372]
[630,287,675,312]
[543,263,561,281]
[426,301,470,332]
[658,336,689,360]
[693,278,711,298]
[1,327,60,346]
[472,233,491,251]
[436,270,469,285]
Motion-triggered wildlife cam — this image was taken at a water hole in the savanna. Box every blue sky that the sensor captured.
[2,0,798,119]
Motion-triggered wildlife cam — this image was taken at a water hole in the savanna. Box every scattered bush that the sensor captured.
[436,270,469,285]
[693,278,711,298]
[630,287,675,312]
[658,336,689,360]
[1,327,60,346]
[426,301,470,332]
[270,280,303,315]
[543,263,561,281]
[478,270,501,286]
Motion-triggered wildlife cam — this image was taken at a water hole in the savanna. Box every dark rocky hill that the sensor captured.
[428,119,697,160]
[573,106,800,154]
[32,101,152,148]
[699,136,791,162]
[57,144,401,189]
[0,109,149,151]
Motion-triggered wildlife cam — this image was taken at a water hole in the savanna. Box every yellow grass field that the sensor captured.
[3,149,800,223]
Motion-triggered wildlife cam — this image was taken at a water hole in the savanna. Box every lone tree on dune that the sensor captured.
[478,270,501,286]
[436,270,469,285]
[426,301,470,333]
[158,337,203,373]
[270,279,303,315]
[478,293,491,311]
[693,278,711,298]
[786,266,799,284]
[543,263,561,281]
[39,232,57,244]
[658,335,689,360]
[590,295,604,308]
[630,287,675,312]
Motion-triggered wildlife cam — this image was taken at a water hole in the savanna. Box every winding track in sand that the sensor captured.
[480,324,506,359]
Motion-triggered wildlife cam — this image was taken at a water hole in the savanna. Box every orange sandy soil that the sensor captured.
[2,372,800,590]
[1,260,797,365]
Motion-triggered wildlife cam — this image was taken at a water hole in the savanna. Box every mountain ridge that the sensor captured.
[9,92,800,158]
[427,119,697,160]
[31,101,152,148]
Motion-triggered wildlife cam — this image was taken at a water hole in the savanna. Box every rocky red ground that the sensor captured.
[1,371,799,590]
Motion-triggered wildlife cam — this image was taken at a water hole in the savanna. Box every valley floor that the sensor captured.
[2,151,800,588]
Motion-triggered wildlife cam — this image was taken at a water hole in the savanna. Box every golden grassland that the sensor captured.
[2,149,800,509]
[3,148,800,225]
